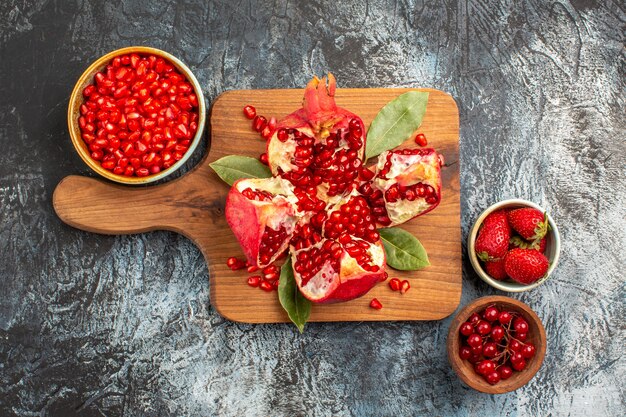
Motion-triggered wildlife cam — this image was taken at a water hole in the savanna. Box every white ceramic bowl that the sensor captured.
[468,199,560,292]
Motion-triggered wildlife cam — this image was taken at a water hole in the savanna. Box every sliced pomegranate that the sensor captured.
[266,74,365,202]
[289,191,386,304]
[291,236,386,304]
[225,177,299,268]
[361,148,442,227]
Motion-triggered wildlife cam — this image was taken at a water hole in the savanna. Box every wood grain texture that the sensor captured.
[53,87,461,323]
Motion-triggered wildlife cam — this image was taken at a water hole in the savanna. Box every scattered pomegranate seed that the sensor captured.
[252,115,267,132]
[389,278,401,291]
[271,279,280,290]
[261,126,272,140]
[259,280,273,292]
[264,272,278,281]
[79,53,199,177]
[259,152,269,165]
[226,257,246,270]
[247,276,261,287]
[414,133,427,146]
[247,265,259,273]
[263,265,279,275]
[243,105,256,119]
[267,117,277,130]
[400,280,410,294]
[369,298,383,310]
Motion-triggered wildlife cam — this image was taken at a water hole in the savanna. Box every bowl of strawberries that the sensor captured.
[468,199,560,292]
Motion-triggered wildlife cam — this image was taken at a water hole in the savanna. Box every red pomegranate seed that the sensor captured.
[247,276,261,287]
[259,153,269,165]
[261,125,272,140]
[400,280,410,294]
[277,128,289,142]
[226,257,246,270]
[243,105,256,120]
[259,280,273,292]
[252,115,267,132]
[414,133,427,146]
[78,53,199,177]
[369,298,383,310]
[389,278,401,291]
[247,265,259,273]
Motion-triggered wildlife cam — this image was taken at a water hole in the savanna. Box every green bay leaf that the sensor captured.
[209,155,272,186]
[278,256,312,333]
[379,227,430,271]
[365,91,429,159]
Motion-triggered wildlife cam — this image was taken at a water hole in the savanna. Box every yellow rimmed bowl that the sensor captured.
[67,46,206,184]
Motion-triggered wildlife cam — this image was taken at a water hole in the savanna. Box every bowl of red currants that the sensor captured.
[447,295,546,394]
[68,46,206,184]
[468,199,561,292]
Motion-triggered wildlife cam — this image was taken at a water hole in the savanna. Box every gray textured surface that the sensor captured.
[1,0,624,416]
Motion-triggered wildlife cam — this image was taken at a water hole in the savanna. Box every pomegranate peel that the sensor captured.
[225,177,299,267]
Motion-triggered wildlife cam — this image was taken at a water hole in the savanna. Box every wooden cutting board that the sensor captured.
[53,87,461,323]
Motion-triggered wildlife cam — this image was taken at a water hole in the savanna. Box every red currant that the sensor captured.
[459,346,472,360]
[512,358,527,371]
[510,351,524,364]
[471,344,483,355]
[467,333,482,347]
[485,371,501,385]
[516,332,528,341]
[460,322,474,336]
[498,365,513,380]
[476,320,492,335]
[509,339,523,352]
[483,305,500,322]
[498,311,513,325]
[513,317,529,333]
[482,342,498,358]
[469,312,481,324]
[490,325,505,342]
[477,360,496,375]
[521,344,536,359]
[468,353,481,364]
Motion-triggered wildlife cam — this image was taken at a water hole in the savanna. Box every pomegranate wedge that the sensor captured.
[225,177,299,268]
[362,148,442,227]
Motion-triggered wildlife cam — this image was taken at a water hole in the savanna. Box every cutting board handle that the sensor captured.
[52,167,225,239]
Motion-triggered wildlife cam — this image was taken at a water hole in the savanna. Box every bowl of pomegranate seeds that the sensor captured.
[468,199,561,292]
[68,46,205,184]
[447,295,546,394]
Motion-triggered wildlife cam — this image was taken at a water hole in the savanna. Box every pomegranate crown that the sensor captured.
[303,73,337,116]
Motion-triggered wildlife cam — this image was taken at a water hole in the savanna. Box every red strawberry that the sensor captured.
[504,248,549,285]
[507,208,548,241]
[510,236,546,253]
[475,210,511,261]
[484,259,508,280]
